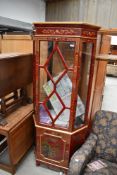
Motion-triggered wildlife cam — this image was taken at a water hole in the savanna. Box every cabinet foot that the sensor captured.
[36,160,40,166]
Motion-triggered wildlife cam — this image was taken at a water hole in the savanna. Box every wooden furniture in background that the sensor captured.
[0,53,34,174]
[0,53,33,98]
[1,34,33,99]
[91,29,117,118]
[111,45,117,55]
[0,104,34,174]
[96,54,117,76]
[1,35,33,53]
[91,34,111,118]
[33,22,100,173]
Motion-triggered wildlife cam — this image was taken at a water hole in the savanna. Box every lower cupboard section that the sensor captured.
[35,125,88,171]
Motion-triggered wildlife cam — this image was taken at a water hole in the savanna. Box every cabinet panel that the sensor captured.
[10,114,34,164]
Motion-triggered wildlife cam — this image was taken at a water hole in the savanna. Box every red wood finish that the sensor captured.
[33,22,100,172]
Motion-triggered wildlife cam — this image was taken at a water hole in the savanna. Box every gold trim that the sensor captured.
[33,21,100,28]
[40,154,64,163]
[40,133,66,163]
[34,35,97,40]
[35,123,88,135]
[36,158,68,170]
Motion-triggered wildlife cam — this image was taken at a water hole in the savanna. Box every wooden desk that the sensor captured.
[0,104,34,174]
[0,53,34,174]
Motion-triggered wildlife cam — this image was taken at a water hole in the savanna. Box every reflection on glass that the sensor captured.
[39,41,75,128]
[74,43,93,128]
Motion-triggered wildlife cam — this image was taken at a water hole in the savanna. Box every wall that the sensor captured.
[0,0,45,23]
[46,0,117,28]
[46,0,80,22]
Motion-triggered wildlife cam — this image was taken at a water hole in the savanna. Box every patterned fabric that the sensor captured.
[84,158,117,175]
[93,111,117,163]
[68,110,117,175]
[68,133,97,175]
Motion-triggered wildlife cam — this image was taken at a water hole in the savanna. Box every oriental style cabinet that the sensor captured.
[33,22,100,173]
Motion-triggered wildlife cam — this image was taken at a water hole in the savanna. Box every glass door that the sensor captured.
[34,39,95,130]
[36,40,75,129]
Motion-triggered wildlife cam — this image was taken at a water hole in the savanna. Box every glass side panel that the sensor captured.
[39,41,75,128]
[74,42,93,129]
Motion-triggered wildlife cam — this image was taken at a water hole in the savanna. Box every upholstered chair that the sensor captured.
[68,110,117,175]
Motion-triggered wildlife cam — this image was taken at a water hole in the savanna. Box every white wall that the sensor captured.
[46,0,117,28]
[0,0,45,23]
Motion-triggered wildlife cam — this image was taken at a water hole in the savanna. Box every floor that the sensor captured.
[0,147,60,175]
[0,76,117,175]
[102,76,117,112]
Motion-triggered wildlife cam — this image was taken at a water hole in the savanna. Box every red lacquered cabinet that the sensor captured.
[33,22,100,173]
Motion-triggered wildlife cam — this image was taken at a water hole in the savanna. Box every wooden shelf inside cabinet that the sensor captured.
[96,54,117,61]
[33,22,100,173]
[96,54,117,77]
[99,28,117,35]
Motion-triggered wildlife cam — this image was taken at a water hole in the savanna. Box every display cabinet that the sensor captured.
[33,22,100,173]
